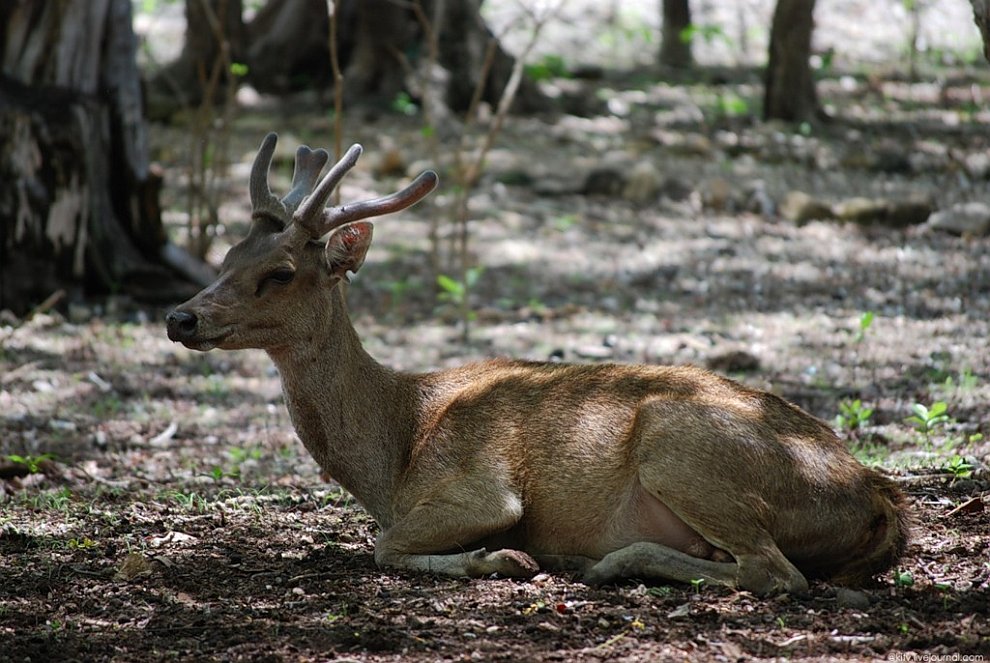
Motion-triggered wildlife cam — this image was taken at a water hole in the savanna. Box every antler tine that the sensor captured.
[250,132,286,223]
[294,144,364,237]
[320,170,440,234]
[281,146,330,215]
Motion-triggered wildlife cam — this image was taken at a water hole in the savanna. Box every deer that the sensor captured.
[166,133,910,596]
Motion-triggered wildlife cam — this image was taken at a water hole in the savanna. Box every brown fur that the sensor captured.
[166,136,910,595]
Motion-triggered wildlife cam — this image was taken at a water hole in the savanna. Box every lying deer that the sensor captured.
[166,134,910,596]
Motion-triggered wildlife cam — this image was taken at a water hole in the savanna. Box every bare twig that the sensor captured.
[329,0,345,203]
[448,1,563,342]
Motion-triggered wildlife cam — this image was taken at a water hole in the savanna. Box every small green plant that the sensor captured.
[715,92,749,118]
[679,23,729,48]
[27,486,72,512]
[391,91,418,116]
[905,401,950,449]
[437,266,484,340]
[835,399,873,434]
[91,394,124,419]
[690,577,706,595]
[893,570,914,587]
[205,374,229,399]
[943,455,974,480]
[5,453,54,474]
[383,277,422,316]
[524,54,569,82]
[67,536,98,550]
[854,310,875,343]
[552,214,578,232]
[943,367,979,391]
[169,490,209,513]
[227,447,263,465]
[848,438,890,467]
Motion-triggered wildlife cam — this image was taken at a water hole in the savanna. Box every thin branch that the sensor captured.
[329,0,345,205]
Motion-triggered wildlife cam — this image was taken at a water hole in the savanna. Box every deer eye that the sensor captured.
[256,268,295,295]
[267,269,295,285]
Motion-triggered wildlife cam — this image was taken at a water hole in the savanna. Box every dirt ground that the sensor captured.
[3,8,990,660]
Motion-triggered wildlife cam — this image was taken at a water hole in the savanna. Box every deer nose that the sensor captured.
[166,309,199,341]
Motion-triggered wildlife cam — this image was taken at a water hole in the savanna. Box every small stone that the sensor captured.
[706,350,761,373]
[575,345,613,360]
[703,177,733,212]
[115,553,155,581]
[835,587,870,610]
[375,148,406,177]
[885,198,933,228]
[622,160,663,204]
[927,202,990,236]
[833,197,891,224]
[963,151,990,179]
[659,176,693,202]
[780,191,832,224]
[583,167,626,196]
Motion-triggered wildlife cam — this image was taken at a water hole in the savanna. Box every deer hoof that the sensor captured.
[485,549,539,578]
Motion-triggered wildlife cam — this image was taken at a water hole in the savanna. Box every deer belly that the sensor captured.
[524,481,718,560]
[618,483,719,559]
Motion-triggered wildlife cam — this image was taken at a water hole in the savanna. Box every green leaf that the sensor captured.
[928,401,948,417]
[436,274,464,297]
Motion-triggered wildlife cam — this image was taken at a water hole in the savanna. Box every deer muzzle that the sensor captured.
[166,308,229,350]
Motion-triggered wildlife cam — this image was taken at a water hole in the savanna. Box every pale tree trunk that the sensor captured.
[763,0,819,122]
[659,0,693,69]
[0,0,199,315]
[969,0,990,62]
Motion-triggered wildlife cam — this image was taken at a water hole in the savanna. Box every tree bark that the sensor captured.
[763,0,819,122]
[172,0,549,114]
[146,0,246,117]
[0,0,198,315]
[246,0,339,94]
[969,0,990,62]
[659,0,694,69]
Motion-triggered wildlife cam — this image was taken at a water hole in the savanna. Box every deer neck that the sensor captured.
[266,287,414,527]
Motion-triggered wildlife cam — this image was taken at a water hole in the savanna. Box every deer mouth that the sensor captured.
[178,330,232,352]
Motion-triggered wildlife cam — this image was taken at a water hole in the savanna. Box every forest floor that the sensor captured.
[3,31,990,663]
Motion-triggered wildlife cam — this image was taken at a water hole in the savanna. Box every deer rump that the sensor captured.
[166,133,909,596]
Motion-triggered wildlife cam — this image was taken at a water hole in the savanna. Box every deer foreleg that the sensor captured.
[373,489,538,579]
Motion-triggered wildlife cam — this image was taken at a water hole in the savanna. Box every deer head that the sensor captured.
[166,133,438,352]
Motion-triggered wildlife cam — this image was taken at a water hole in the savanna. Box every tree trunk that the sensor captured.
[186,0,549,114]
[146,0,246,118]
[0,0,199,316]
[969,0,990,62]
[246,0,339,94]
[763,0,819,122]
[659,0,694,69]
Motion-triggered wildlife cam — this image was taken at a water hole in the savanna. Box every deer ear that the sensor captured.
[325,222,374,281]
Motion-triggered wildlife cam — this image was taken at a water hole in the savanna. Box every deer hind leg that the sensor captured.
[583,479,808,595]
[374,487,538,579]
[583,541,738,588]
[633,474,809,596]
